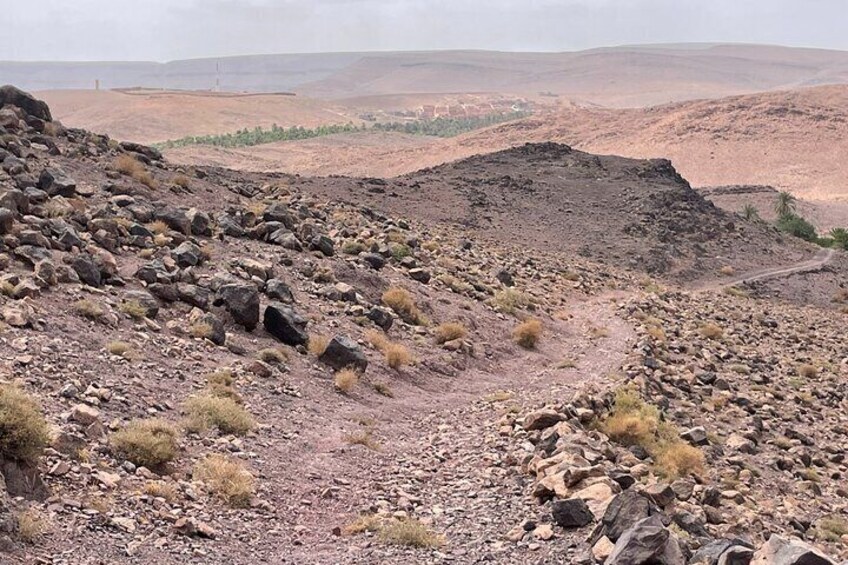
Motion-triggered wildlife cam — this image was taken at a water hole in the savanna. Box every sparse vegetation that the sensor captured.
[106,340,135,358]
[601,388,705,479]
[172,173,191,188]
[797,363,818,378]
[257,347,288,364]
[194,454,255,507]
[184,394,254,436]
[382,287,425,325]
[0,385,50,463]
[385,342,413,369]
[75,299,106,321]
[699,322,724,340]
[373,382,394,397]
[111,419,179,469]
[816,516,848,544]
[344,429,380,450]
[513,319,542,349]
[308,334,330,357]
[434,322,467,344]
[334,368,360,394]
[375,111,528,138]
[114,154,157,188]
[143,481,178,502]
[341,240,367,255]
[492,288,529,315]
[119,299,148,320]
[16,508,47,544]
[719,265,735,276]
[741,204,760,221]
[378,518,445,547]
[189,321,216,341]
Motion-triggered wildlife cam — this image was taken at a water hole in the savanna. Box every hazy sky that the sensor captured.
[2,0,847,61]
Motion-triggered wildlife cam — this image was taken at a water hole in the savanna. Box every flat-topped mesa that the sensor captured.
[0,85,53,123]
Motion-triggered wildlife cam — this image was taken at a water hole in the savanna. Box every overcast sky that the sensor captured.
[2,0,847,61]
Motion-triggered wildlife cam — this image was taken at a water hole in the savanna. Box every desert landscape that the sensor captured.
[2,29,848,565]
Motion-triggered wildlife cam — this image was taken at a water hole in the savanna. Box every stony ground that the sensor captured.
[1,87,846,565]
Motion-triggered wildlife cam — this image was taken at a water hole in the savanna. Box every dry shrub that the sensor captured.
[119,300,148,320]
[308,334,329,357]
[173,173,191,188]
[434,322,467,344]
[373,382,394,397]
[106,341,134,358]
[114,154,157,188]
[75,299,106,321]
[513,319,542,349]
[0,385,49,463]
[111,419,179,469]
[797,364,818,378]
[184,394,254,436]
[334,369,359,394]
[207,369,234,388]
[194,454,255,508]
[257,347,287,364]
[189,322,215,340]
[601,388,704,479]
[366,329,389,351]
[655,442,705,478]
[385,343,412,370]
[146,220,170,235]
[0,281,15,296]
[646,324,666,342]
[699,323,723,340]
[492,288,529,314]
[343,514,382,535]
[378,518,444,548]
[344,430,379,450]
[382,287,424,325]
[16,508,47,544]
[719,265,735,276]
[143,481,178,502]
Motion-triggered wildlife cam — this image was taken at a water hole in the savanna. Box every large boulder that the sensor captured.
[38,167,76,197]
[750,535,835,565]
[605,515,684,565]
[690,538,755,565]
[319,335,368,372]
[214,283,260,331]
[0,85,52,121]
[552,497,594,528]
[601,490,658,542]
[263,303,308,346]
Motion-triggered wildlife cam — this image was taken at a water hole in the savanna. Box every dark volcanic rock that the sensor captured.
[319,335,368,371]
[263,303,308,346]
[0,85,52,121]
[551,498,594,528]
[214,283,260,331]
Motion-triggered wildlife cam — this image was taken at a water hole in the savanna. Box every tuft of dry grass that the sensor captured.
[334,368,360,394]
[719,265,735,276]
[0,280,15,296]
[601,388,704,479]
[189,322,216,340]
[143,481,178,502]
[492,288,529,315]
[385,343,412,370]
[373,382,394,398]
[308,334,329,357]
[816,516,848,543]
[111,419,179,469]
[378,518,444,548]
[257,347,288,364]
[146,220,170,235]
[797,364,818,378]
[16,508,48,544]
[344,430,380,450]
[106,341,135,359]
[184,394,254,436]
[366,330,389,351]
[513,319,542,349]
[114,154,157,188]
[75,299,106,321]
[382,287,425,325]
[343,514,382,535]
[119,300,148,320]
[699,322,724,340]
[434,322,467,344]
[172,173,191,188]
[194,454,255,508]
[0,385,50,463]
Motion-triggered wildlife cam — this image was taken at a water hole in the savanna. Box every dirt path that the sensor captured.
[700,247,836,291]
[280,291,637,564]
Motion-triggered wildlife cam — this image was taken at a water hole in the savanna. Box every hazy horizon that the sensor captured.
[3,0,848,62]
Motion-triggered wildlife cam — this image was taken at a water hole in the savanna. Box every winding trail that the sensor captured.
[701,247,836,291]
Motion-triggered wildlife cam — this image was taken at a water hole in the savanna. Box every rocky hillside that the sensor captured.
[294,142,813,283]
[0,86,846,564]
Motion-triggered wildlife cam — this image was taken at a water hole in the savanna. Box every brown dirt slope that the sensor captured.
[36,89,358,145]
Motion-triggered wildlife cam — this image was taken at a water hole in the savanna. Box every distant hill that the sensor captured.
[7,44,848,107]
